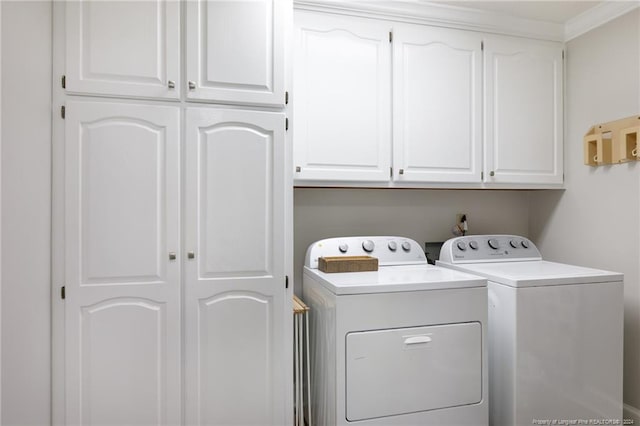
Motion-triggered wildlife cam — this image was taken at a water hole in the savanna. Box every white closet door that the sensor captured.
[64,101,181,426]
[293,11,392,182]
[184,107,288,425]
[393,24,482,183]
[65,0,180,99]
[185,0,286,106]
[484,35,564,184]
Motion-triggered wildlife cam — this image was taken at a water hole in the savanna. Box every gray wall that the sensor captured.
[1,2,52,425]
[529,9,640,420]
[294,188,531,289]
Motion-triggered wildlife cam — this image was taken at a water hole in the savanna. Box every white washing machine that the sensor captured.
[438,235,624,426]
[302,236,488,426]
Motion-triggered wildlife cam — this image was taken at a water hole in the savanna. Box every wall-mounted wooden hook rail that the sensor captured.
[584,115,640,166]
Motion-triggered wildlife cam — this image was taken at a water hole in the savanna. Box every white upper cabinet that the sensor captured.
[292,8,564,188]
[484,35,563,185]
[293,11,392,182]
[185,0,286,106]
[65,0,180,99]
[393,24,482,183]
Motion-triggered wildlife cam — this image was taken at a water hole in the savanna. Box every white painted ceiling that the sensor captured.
[432,1,603,23]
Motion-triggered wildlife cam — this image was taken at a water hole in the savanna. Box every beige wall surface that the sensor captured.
[1,2,52,425]
[294,188,531,289]
[529,9,640,420]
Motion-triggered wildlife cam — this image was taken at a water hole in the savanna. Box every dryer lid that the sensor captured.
[303,264,486,295]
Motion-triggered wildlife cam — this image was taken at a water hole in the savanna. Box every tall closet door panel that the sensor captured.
[185,0,286,106]
[64,100,181,426]
[65,0,180,99]
[184,107,287,426]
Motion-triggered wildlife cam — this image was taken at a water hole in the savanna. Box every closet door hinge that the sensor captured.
[285,275,289,289]
[285,91,289,105]
[481,41,484,51]
[61,75,66,89]
[61,286,66,300]
[390,167,393,178]
[481,171,484,180]
[61,106,66,119]
[285,118,289,131]
[389,31,393,43]
[562,50,565,60]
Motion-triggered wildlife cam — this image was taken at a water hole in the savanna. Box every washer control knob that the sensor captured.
[510,239,519,248]
[521,240,530,249]
[338,243,349,253]
[401,241,411,252]
[388,241,397,251]
[362,240,375,253]
[488,238,500,249]
[456,241,467,251]
[469,240,479,250]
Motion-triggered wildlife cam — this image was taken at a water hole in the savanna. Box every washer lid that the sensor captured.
[303,264,486,295]
[437,260,623,288]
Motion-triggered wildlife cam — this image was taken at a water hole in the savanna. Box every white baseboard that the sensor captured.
[624,403,640,423]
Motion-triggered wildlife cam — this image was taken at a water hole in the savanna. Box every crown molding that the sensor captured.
[294,1,566,41]
[565,1,640,41]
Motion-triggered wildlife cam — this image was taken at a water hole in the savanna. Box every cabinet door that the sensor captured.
[484,36,563,184]
[184,108,288,425]
[293,11,392,182]
[185,0,286,106]
[393,24,482,183]
[65,0,180,99]
[64,101,181,425]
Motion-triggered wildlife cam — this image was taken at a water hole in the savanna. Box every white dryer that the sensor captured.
[438,235,624,426]
[302,236,488,426]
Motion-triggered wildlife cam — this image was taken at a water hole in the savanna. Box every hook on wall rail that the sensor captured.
[584,115,640,166]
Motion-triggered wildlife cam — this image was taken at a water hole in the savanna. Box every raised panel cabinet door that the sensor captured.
[293,11,392,182]
[65,0,180,99]
[64,101,181,425]
[484,35,564,185]
[184,107,288,426]
[393,24,482,183]
[185,0,287,106]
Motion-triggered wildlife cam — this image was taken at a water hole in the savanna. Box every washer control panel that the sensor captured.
[305,236,427,269]
[439,235,541,263]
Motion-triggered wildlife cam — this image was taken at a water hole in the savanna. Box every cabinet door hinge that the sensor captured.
[285,91,289,105]
[61,75,66,89]
[389,31,393,43]
[61,105,66,119]
[285,117,289,131]
[481,41,484,51]
[61,286,66,300]
[390,167,393,178]
[285,275,289,289]
[481,171,484,180]
[562,50,565,60]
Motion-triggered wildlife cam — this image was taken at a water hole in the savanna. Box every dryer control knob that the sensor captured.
[521,240,530,249]
[469,241,479,250]
[338,243,349,253]
[388,241,397,251]
[456,241,467,251]
[510,239,519,248]
[401,241,411,252]
[488,238,500,249]
[362,240,375,253]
